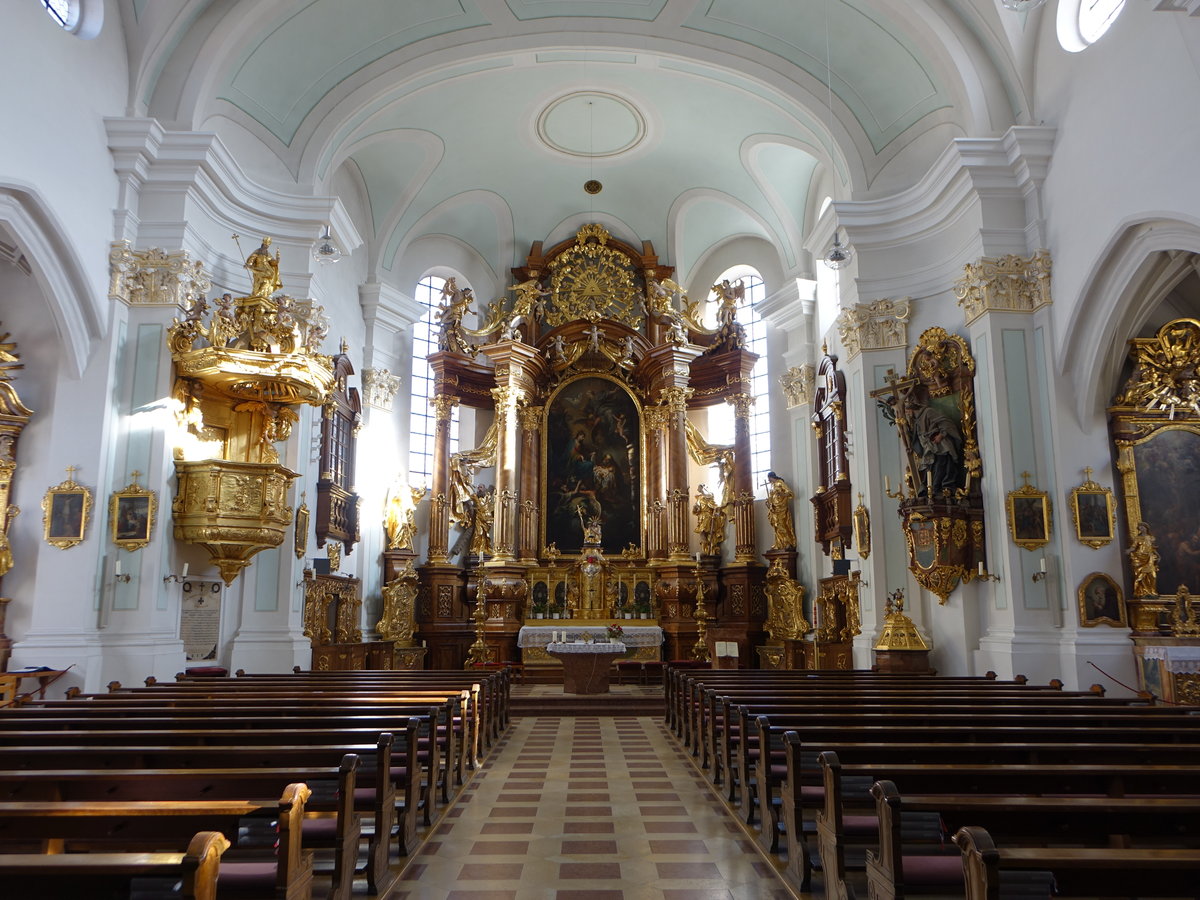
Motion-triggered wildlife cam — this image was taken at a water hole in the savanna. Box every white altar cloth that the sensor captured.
[518,625,663,649]
[1141,645,1200,673]
[545,641,627,654]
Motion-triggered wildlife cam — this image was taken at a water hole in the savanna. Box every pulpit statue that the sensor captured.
[245,237,282,300]
[765,471,798,550]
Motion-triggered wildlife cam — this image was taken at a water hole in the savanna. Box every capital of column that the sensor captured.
[780,364,815,409]
[727,392,755,419]
[659,386,693,419]
[517,404,543,433]
[432,395,459,422]
[835,298,911,360]
[955,250,1052,326]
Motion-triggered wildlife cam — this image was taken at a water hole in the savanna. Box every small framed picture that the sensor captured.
[110,479,156,552]
[42,473,92,550]
[1069,469,1115,549]
[1078,572,1126,628]
[1007,475,1052,552]
[853,495,871,560]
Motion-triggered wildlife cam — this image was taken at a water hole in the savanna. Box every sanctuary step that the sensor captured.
[508,684,665,718]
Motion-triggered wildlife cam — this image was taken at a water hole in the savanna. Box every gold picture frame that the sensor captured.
[110,475,156,552]
[42,469,92,550]
[1069,467,1116,549]
[1078,571,1126,628]
[294,498,309,560]
[853,493,871,559]
[1006,472,1052,551]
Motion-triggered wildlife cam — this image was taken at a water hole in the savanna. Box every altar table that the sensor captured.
[545,641,627,694]
[517,625,663,650]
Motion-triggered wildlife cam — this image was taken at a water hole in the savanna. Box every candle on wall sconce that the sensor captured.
[182,563,189,578]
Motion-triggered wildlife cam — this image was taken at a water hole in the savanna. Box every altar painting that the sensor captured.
[544,376,641,555]
[1131,426,1200,594]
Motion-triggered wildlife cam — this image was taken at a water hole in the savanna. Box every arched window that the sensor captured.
[408,275,459,481]
[1058,0,1125,52]
[705,269,772,496]
[41,0,71,26]
[40,0,102,37]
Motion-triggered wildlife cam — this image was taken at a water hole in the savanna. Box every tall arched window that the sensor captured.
[408,275,459,481]
[705,268,772,495]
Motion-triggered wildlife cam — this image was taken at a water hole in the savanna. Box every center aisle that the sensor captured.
[392,714,796,899]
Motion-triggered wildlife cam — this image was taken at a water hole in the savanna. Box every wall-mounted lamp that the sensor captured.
[113,559,131,584]
[1031,557,1048,583]
[163,563,190,584]
[977,561,1001,583]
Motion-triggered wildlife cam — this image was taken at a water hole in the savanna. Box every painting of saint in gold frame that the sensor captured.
[110,480,156,552]
[1007,476,1051,551]
[1078,572,1126,628]
[1069,471,1115,549]
[42,474,91,549]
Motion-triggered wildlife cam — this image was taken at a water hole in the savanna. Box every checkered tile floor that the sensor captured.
[390,716,797,899]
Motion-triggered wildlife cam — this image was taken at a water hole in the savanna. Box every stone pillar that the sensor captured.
[644,405,669,559]
[727,391,757,561]
[661,386,693,562]
[516,404,542,564]
[427,395,458,564]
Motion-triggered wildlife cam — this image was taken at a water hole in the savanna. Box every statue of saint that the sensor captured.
[1128,521,1160,598]
[692,485,726,556]
[765,470,798,550]
[436,277,475,355]
[384,481,427,551]
[245,237,282,300]
[904,394,964,496]
[469,485,495,557]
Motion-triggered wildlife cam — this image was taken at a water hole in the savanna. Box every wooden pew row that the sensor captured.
[747,704,1200,839]
[0,783,313,900]
[0,829,228,900]
[151,675,494,767]
[76,686,471,793]
[0,757,362,900]
[701,690,1160,797]
[954,824,1200,900]
[39,697,451,818]
[0,734,408,893]
[814,751,1200,900]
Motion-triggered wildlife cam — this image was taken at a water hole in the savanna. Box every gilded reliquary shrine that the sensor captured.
[167,240,335,584]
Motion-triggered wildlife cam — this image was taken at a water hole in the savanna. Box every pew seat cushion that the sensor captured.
[217,860,278,893]
[301,817,338,843]
[900,852,961,886]
[842,814,877,835]
[184,666,229,677]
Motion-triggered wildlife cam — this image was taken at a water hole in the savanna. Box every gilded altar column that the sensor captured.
[488,384,524,565]
[728,392,757,561]
[427,395,458,564]
[662,386,693,561]
[644,404,669,560]
[516,404,542,564]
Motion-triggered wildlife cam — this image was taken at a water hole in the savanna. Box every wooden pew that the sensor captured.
[0,756,361,900]
[0,733,405,893]
[0,829,228,900]
[866,779,1200,900]
[0,783,313,900]
[954,824,1200,900]
[811,748,1200,900]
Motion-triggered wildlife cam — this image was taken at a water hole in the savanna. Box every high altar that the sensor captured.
[402,224,771,672]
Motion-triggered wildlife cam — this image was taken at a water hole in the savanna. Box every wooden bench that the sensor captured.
[0,756,362,900]
[954,824,1200,900]
[0,829,228,900]
[0,783,312,900]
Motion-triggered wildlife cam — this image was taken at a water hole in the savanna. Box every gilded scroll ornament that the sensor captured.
[378,561,419,644]
[1112,317,1200,415]
[545,225,642,328]
[835,298,910,359]
[815,572,861,642]
[109,242,210,307]
[955,251,1052,325]
[361,368,400,411]
[780,364,815,408]
[763,557,810,642]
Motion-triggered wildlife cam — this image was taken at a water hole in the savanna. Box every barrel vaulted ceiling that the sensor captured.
[127,0,1028,287]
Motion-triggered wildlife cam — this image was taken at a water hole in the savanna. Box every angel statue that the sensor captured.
[692,485,727,557]
[436,277,475,355]
[383,480,427,551]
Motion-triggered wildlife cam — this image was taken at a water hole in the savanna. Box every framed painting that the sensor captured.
[1069,469,1115,549]
[1007,475,1051,551]
[1125,427,1200,597]
[542,375,642,555]
[42,472,91,550]
[110,479,156,552]
[1077,572,1126,627]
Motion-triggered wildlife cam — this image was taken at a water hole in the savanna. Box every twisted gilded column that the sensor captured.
[427,395,458,563]
[727,391,757,561]
[661,385,693,561]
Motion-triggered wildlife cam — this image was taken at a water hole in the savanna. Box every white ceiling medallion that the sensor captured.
[536,91,646,159]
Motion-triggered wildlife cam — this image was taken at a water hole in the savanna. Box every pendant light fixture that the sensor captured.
[311,224,344,265]
[821,0,853,271]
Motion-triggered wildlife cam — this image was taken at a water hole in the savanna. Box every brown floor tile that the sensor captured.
[660,891,734,900]
[643,821,699,833]
[648,839,710,854]
[636,792,681,800]
[486,806,539,817]
[469,840,531,854]
[639,805,689,816]
[566,792,610,802]
[457,862,524,880]
[560,839,618,854]
[564,805,613,816]
[496,793,543,802]
[480,822,535,834]
[446,892,519,900]
[656,861,723,879]
[563,821,615,833]
[558,861,623,879]
[555,892,625,900]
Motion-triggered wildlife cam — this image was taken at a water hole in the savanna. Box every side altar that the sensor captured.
[385,224,770,670]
